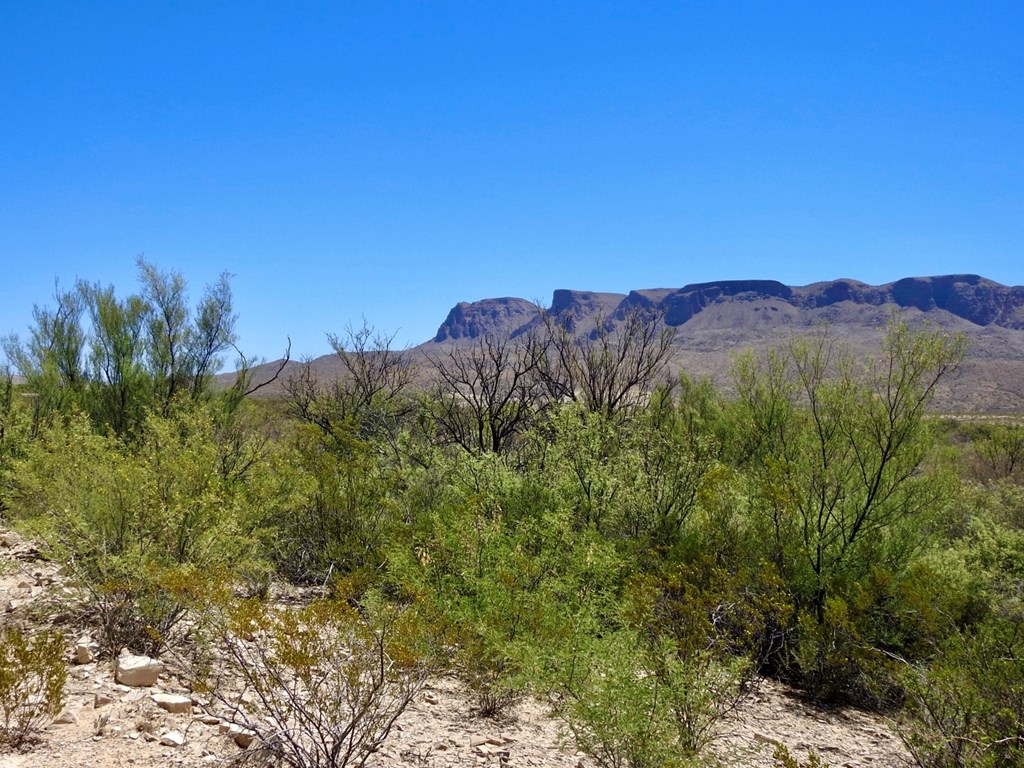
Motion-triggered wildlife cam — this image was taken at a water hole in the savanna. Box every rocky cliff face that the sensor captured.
[431,275,1024,342]
[432,297,538,342]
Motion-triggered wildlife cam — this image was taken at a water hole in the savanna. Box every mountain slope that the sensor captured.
[238,274,1024,413]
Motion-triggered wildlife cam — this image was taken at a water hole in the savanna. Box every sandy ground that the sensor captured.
[0,528,912,768]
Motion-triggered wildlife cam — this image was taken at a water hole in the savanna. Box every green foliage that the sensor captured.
[2,259,240,438]
[968,422,1024,482]
[211,594,438,768]
[734,321,965,621]
[0,625,67,747]
[772,743,830,768]
[900,616,1024,767]
[547,626,747,768]
[269,424,402,584]
[625,556,792,678]
[7,406,272,654]
[387,450,619,718]
[788,558,977,709]
[0,370,32,515]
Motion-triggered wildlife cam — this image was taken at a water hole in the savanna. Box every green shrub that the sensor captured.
[268,426,398,585]
[899,615,1024,767]
[0,625,67,747]
[773,742,830,768]
[547,625,747,768]
[209,594,440,768]
[8,407,271,655]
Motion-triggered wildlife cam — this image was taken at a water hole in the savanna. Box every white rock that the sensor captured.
[152,693,192,714]
[159,730,186,747]
[115,655,164,687]
[75,636,98,664]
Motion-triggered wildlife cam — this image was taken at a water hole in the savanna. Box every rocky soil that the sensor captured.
[1,529,913,768]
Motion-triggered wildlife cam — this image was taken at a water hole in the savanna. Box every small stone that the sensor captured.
[470,736,490,748]
[152,693,192,714]
[94,693,114,708]
[423,692,439,704]
[75,636,98,664]
[53,708,77,725]
[160,730,186,747]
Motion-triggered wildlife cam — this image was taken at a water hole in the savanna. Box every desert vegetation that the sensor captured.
[1,263,1023,767]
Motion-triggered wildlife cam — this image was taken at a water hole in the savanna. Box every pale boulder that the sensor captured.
[115,655,164,687]
[159,730,186,747]
[152,693,192,714]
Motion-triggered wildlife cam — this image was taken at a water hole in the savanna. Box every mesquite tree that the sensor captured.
[733,319,967,617]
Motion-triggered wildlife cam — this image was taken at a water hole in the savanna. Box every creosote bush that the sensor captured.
[547,626,748,768]
[208,594,439,768]
[899,615,1024,768]
[0,625,66,747]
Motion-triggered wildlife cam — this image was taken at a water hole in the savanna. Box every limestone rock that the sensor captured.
[152,693,192,714]
[159,730,186,747]
[115,654,164,687]
[75,636,98,664]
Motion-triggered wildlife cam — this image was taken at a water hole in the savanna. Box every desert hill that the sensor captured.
[242,274,1024,414]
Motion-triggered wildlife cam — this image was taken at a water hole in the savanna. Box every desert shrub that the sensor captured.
[268,426,399,585]
[899,614,1024,767]
[209,593,439,768]
[0,625,67,747]
[773,743,830,768]
[787,561,970,709]
[789,597,899,708]
[547,626,748,768]
[81,563,227,657]
[966,423,1024,483]
[7,406,271,654]
[626,556,793,680]
[387,450,610,719]
[0,370,32,516]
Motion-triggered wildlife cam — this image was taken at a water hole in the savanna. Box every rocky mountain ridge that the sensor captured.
[433,274,1024,342]
[235,274,1024,413]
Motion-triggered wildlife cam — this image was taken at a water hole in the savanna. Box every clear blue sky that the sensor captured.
[2,2,1022,362]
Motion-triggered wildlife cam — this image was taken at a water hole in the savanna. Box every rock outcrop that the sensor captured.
[430,275,1024,343]
[433,297,538,342]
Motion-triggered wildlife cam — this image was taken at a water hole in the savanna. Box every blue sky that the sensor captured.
[2,2,1022,361]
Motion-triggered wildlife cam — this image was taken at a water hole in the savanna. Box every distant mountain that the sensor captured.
[431,275,1024,342]
[239,274,1024,414]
